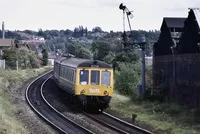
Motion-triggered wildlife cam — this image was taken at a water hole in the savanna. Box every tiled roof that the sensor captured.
[0,39,15,47]
[163,17,186,28]
[191,8,200,29]
[26,43,38,53]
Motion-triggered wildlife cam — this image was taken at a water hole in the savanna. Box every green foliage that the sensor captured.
[42,48,48,66]
[0,67,52,134]
[3,48,16,59]
[67,43,93,59]
[73,26,87,38]
[92,40,112,60]
[3,47,40,69]
[0,30,26,40]
[17,47,40,68]
[77,47,93,59]
[103,52,115,64]
[28,51,40,68]
[114,62,141,98]
[110,93,200,134]
[2,48,16,69]
[92,26,103,33]
[67,44,77,55]
[112,51,140,70]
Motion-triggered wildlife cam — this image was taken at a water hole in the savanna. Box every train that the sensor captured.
[53,55,114,110]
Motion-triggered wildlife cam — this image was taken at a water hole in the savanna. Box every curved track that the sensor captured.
[102,111,153,134]
[41,75,154,134]
[83,111,154,134]
[25,70,93,134]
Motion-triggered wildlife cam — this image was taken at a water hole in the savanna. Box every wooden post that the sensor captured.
[3,59,5,69]
[16,60,18,72]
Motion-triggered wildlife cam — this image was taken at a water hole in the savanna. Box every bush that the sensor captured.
[42,48,48,66]
[103,52,115,64]
[67,43,93,59]
[3,47,40,69]
[112,51,140,70]
[114,62,141,98]
[76,47,93,59]
[18,47,40,68]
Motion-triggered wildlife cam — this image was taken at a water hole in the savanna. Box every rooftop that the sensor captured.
[0,39,15,47]
[190,8,200,29]
[163,17,186,29]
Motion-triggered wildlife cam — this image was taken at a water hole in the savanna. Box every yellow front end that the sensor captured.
[75,68,113,97]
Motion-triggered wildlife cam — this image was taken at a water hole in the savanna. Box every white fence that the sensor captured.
[0,59,5,69]
[0,59,19,71]
[145,56,153,66]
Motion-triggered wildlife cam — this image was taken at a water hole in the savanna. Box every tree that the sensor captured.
[92,27,103,33]
[42,49,48,66]
[3,47,40,69]
[114,62,141,98]
[76,47,93,59]
[91,40,112,61]
[112,51,140,70]
[67,43,93,59]
[2,48,17,68]
[103,52,115,64]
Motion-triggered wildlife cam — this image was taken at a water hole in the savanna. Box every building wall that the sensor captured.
[178,10,200,54]
[153,54,200,108]
[154,22,174,56]
[48,59,54,65]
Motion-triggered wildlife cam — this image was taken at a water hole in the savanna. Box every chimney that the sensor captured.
[2,21,5,39]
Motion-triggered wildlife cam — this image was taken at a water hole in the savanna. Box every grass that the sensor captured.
[110,91,200,134]
[0,66,53,134]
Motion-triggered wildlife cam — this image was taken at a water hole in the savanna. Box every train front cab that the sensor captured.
[75,68,113,104]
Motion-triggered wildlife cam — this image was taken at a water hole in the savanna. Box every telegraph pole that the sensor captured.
[119,3,133,51]
[137,37,147,97]
[119,3,147,97]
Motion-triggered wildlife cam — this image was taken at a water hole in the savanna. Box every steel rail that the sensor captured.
[102,111,154,134]
[26,70,93,134]
[25,70,67,134]
[40,75,94,134]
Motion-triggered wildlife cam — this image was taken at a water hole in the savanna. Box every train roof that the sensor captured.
[55,56,112,68]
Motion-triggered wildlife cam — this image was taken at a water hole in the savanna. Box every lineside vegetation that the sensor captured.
[0,67,52,134]
[0,47,52,133]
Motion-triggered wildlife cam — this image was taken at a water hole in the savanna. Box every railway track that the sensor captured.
[83,111,154,134]
[25,70,93,134]
[41,75,154,134]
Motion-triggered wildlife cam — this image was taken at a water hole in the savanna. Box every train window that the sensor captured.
[101,71,111,86]
[69,70,72,81]
[71,70,73,81]
[73,70,76,83]
[80,70,88,85]
[91,70,100,85]
[65,68,68,78]
[60,67,63,76]
[66,68,69,79]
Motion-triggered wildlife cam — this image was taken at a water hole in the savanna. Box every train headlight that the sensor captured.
[81,90,85,94]
[104,91,108,95]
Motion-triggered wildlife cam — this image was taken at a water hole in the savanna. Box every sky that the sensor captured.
[0,0,200,32]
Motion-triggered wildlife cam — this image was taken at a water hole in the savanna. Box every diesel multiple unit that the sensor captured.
[53,56,114,110]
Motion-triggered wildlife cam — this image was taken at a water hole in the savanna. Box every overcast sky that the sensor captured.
[0,0,199,32]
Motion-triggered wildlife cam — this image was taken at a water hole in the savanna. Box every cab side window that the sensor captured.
[91,70,100,85]
[101,71,111,86]
[80,70,88,85]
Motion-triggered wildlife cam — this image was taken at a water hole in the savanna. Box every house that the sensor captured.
[153,17,186,56]
[48,52,58,65]
[20,40,46,54]
[152,8,200,108]
[26,43,39,54]
[153,17,186,92]
[177,8,200,53]
[0,39,15,55]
